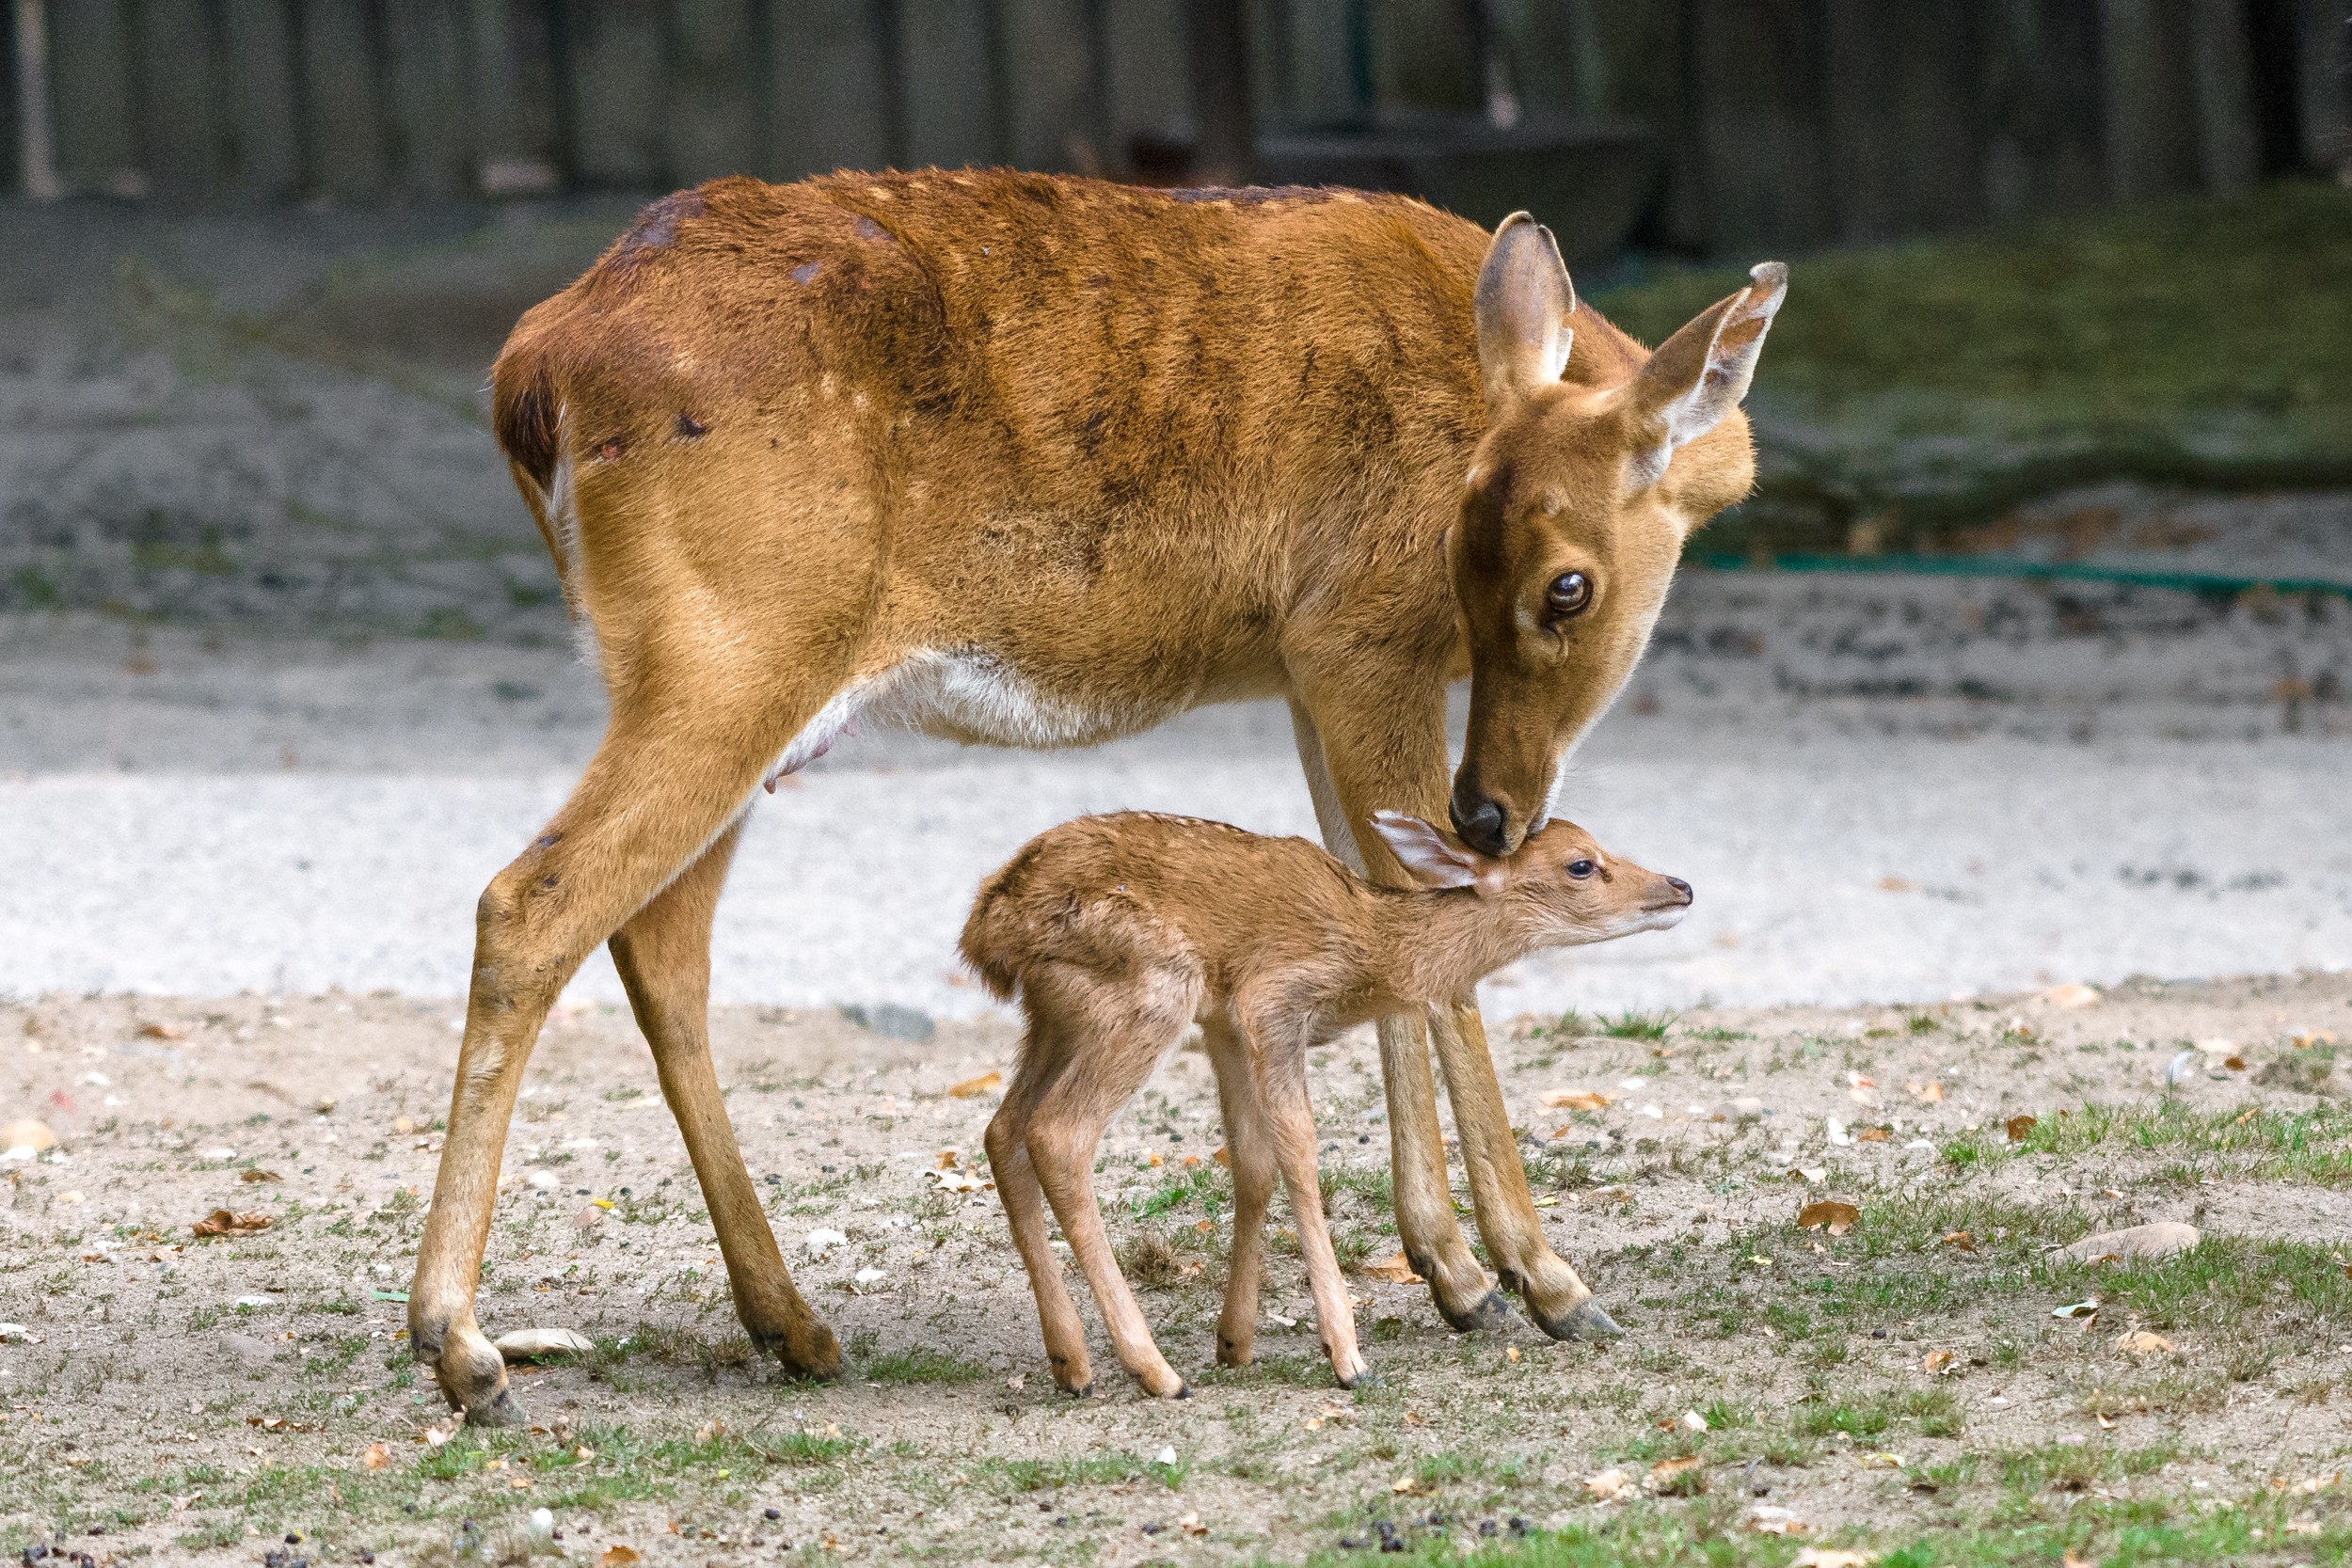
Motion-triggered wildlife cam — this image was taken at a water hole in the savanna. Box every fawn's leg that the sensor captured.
[1200,1012,1279,1367]
[609,821,840,1379]
[1243,1011,1370,1387]
[985,1025,1096,1394]
[1289,696,1509,1332]
[1025,966,1199,1399]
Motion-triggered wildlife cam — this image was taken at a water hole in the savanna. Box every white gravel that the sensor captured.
[1,710,2344,1018]
[4,546,2347,1019]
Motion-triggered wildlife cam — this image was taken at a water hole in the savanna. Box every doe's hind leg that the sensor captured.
[1025,963,1200,1399]
[986,1030,1095,1395]
[1200,1013,1279,1368]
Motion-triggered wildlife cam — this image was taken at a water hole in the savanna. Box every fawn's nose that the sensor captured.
[1448,791,1510,858]
[1664,877,1693,905]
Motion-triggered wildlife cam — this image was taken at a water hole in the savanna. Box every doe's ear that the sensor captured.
[1370,811,1483,892]
[1474,213,1575,412]
[1628,261,1788,471]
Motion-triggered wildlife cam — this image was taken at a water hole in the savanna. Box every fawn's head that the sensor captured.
[1446,217,1786,855]
[1371,811,1692,944]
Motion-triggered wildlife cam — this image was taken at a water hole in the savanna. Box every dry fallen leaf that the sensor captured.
[1877,876,1914,893]
[934,1148,961,1170]
[191,1209,273,1239]
[361,1443,390,1469]
[946,1071,1002,1100]
[1177,1513,1206,1536]
[1940,1229,1977,1253]
[2043,983,2102,1009]
[1362,1251,1423,1285]
[1543,1090,1613,1111]
[1797,1199,1861,1237]
[391,1116,416,1135]
[1907,1081,1945,1103]
[1,1118,57,1153]
[933,1167,987,1194]
[1213,1146,1231,1167]
[1796,1551,1876,1568]
[1921,1349,1957,1375]
[239,1168,282,1184]
[1859,1451,1904,1470]
[2116,1329,2176,1355]
[2060,1552,2092,1568]
[1582,1467,1634,1501]
[1855,1127,1892,1143]
[1746,1505,1807,1535]
[1645,1455,1707,1495]
[1391,1475,1427,1497]
[2292,1030,2338,1049]
[137,1022,186,1039]
[2005,1114,2038,1143]
[598,1547,643,1568]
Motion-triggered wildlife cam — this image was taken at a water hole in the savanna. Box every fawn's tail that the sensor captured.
[958,847,1043,1002]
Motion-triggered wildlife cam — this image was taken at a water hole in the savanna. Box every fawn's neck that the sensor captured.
[1367,887,1544,1008]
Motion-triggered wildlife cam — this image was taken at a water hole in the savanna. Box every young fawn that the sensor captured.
[961,810,1692,1396]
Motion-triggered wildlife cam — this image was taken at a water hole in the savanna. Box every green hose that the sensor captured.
[1698,552,2352,599]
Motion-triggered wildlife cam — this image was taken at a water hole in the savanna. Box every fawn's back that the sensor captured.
[961,814,1370,1008]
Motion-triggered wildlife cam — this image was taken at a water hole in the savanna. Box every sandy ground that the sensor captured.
[1,975,2348,1563]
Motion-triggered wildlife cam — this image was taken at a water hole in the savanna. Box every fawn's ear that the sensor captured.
[1474,213,1575,412]
[1626,261,1787,478]
[1371,811,1486,892]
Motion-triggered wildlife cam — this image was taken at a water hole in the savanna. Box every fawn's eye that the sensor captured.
[1546,571,1593,618]
[1565,859,1597,879]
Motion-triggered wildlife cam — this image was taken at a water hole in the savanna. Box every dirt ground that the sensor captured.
[2,974,2348,1565]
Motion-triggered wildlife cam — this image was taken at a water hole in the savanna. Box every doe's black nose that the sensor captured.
[1449,793,1510,858]
[1665,876,1693,904]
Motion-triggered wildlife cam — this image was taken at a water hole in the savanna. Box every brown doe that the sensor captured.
[963,810,1693,1396]
[413,168,1781,1423]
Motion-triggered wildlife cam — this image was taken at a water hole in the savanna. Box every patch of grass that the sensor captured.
[1129,1162,1232,1222]
[981,1449,1187,1492]
[1599,1012,1676,1041]
[861,1346,991,1385]
[1962,1100,2352,1185]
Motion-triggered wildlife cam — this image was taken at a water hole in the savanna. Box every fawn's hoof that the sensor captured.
[1532,1295,1624,1342]
[1336,1364,1379,1390]
[1172,1381,1193,1401]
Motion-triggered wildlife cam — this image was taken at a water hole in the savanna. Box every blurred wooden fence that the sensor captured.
[2,0,2345,254]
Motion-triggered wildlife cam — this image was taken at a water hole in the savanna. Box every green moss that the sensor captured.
[1594,182,2352,553]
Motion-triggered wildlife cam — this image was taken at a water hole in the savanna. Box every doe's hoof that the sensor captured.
[462,1386,528,1428]
[1336,1365,1379,1390]
[1438,1287,1518,1334]
[1533,1296,1625,1342]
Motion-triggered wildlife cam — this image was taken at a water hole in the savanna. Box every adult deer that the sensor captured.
[412,169,1783,1421]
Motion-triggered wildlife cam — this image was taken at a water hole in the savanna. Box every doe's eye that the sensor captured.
[1546,571,1593,617]
[1565,859,1597,879]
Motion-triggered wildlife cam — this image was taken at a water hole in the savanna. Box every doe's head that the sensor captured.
[1447,215,1786,855]
[1371,810,1692,944]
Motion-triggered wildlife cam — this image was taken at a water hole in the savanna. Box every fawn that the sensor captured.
[962,809,1692,1396]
